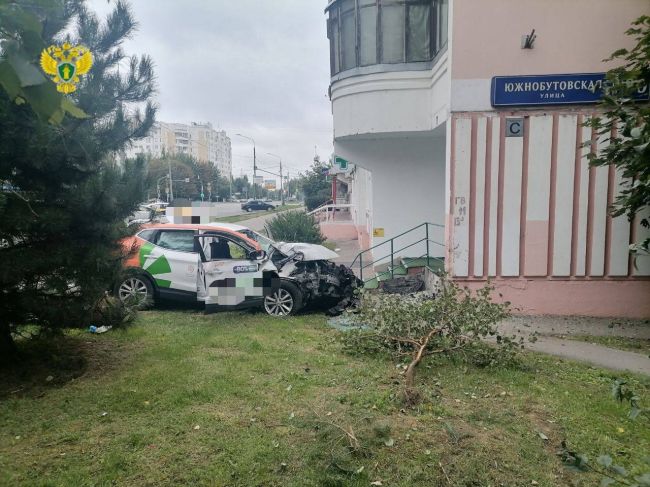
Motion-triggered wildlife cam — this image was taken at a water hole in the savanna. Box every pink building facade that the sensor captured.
[326,0,650,317]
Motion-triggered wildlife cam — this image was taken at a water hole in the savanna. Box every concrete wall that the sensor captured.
[335,133,447,259]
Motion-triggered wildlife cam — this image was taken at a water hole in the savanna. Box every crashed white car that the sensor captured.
[117,223,361,316]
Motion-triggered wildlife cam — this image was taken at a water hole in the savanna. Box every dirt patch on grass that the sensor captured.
[0,333,136,400]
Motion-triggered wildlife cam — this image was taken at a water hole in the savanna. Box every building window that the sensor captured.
[327,0,448,76]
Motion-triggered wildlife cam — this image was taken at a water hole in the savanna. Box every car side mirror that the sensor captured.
[249,249,267,261]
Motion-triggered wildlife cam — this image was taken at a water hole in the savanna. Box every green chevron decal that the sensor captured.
[145,254,172,276]
[139,242,155,267]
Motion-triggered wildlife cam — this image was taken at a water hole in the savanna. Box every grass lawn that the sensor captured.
[215,204,302,224]
[1,310,649,486]
[565,334,650,355]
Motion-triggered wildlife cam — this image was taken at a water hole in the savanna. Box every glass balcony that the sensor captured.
[326,0,448,80]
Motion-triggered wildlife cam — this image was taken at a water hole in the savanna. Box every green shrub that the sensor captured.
[304,189,331,211]
[265,210,325,244]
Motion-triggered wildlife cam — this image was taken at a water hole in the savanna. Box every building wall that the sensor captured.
[450,0,647,112]
[448,112,650,317]
[444,0,650,317]
[336,133,447,258]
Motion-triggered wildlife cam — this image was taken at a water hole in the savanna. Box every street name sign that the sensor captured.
[491,73,649,107]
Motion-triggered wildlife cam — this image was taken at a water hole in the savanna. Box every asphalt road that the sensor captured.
[210,201,282,218]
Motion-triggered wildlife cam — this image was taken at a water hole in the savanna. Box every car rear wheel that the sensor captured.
[246,208,252,212]
[264,281,303,317]
[115,274,154,309]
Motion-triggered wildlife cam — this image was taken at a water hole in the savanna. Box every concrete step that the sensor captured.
[401,256,445,272]
[390,264,408,276]
[363,277,379,289]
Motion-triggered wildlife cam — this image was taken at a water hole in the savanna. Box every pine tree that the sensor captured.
[0,0,156,357]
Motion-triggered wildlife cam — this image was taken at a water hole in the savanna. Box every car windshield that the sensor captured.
[238,229,275,252]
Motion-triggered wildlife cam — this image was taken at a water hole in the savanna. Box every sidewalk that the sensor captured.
[331,237,361,268]
[499,315,650,375]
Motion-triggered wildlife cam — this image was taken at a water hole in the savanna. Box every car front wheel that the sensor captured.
[115,274,154,309]
[264,281,303,317]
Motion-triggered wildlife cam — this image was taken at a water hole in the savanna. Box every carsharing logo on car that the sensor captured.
[233,264,258,274]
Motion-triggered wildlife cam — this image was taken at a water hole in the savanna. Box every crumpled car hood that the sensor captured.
[275,242,339,261]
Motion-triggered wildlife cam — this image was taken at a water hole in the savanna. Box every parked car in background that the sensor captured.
[241,200,275,212]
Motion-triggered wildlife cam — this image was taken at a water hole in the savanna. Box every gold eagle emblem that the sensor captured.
[40,43,93,94]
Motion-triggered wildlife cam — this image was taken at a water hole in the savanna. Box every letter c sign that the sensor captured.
[506,117,524,137]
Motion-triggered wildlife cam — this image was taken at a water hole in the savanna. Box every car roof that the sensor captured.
[137,223,261,249]
[205,222,248,231]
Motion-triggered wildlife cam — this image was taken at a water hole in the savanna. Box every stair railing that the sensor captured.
[307,202,353,222]
[350,222,445,282]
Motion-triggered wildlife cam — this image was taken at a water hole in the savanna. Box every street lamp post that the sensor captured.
[266,152,284,206]
[156,174,169,202]
[236,134,256,199]
[167,158,174,202]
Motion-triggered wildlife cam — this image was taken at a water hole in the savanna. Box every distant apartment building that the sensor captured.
[126,121,232,176]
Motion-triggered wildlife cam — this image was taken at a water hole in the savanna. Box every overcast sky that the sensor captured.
[88,0,333,179]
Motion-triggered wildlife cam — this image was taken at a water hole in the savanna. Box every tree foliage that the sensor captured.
[297,157,331,211]
[0,0,156,357]
[0,0,87,123]
[588,15,650,252]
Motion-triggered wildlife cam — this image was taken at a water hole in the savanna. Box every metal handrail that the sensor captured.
[351,222,445,282]
[307,203,353,215]
[358,238,444,271]
[307,199,333,214]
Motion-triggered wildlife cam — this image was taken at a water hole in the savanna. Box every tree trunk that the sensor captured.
[0,322,17,363]
[403,350,425,405]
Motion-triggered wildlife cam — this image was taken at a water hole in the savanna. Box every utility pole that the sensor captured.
[167,158,174,202]
[236,134,256,199]
[266,153,284,206]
